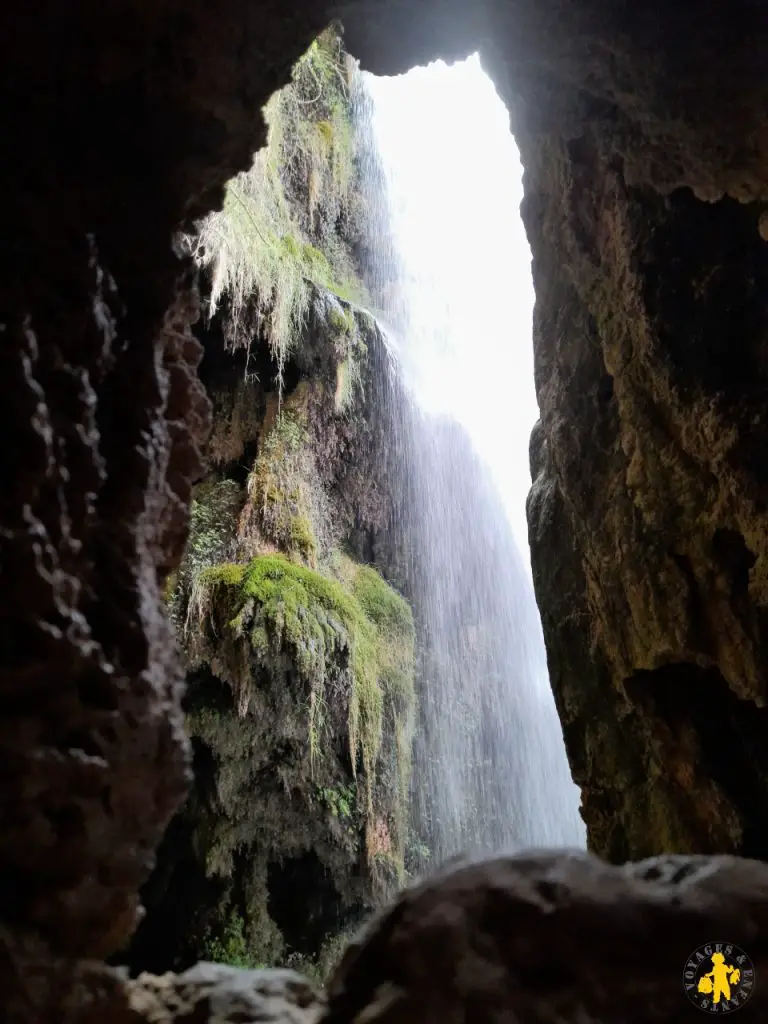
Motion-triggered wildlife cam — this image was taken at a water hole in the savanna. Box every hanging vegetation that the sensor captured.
[187,553,414,822]
[140,29,416,981]
[191,28,368,392]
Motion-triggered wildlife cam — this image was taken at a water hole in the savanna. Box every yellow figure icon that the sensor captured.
[697,952,741,1004]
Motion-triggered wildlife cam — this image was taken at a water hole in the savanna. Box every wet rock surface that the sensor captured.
[326,851,768,1023]
[522,9,768,858]
[48,851,768,1023]
[127,963,324,1024]
[1,1,329,1006]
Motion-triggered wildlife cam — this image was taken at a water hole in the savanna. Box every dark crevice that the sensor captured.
[667,550,711,656]
[281,358,303,397]
[711,528,756,601]
[117,809,228,975]
[267,852,346,956]
[184,666,236,715]
[640,189,768,402]
[626,663,768,859]
[596,373,614,404]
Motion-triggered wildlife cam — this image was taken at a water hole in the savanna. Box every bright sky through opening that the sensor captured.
[366,54,538,554]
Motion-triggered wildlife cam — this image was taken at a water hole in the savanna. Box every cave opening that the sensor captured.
[357,52,585,861]
[122,32,586,978]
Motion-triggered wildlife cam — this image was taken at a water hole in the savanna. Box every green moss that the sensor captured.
[245,409,326,564]
[317,783,357,822]
[315,119,334,146]
[289,513,318,565]
[265,407,308,453]
[352,565,414,640]
[237,554,357,676]
[192,26,367,393]
[328,305,368,414]
[328,303,355,335]
[297,241,365,307]
[197,553,415,847]
[170,479,244,628]
[289,32,357,200]
[163,570,178,605]
[264,233,367,311]
[203,912,267,970]
[352,565,415,725]
[201,562,246,591]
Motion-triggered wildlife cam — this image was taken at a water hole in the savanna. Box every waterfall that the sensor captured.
[354,55,586,868]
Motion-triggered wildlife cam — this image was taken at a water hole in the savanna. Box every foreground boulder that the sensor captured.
[325,851,768,1022]
[89,851,768,1023]
[127,963,324,1024]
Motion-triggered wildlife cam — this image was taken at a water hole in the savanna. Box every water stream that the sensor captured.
[354,55,586,866]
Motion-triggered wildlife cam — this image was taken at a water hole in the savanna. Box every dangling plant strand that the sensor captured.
[190,29,367,396]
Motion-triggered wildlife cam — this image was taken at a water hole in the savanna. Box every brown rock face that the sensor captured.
[1,0,331,1003]
[326,851,768,1023]
[518,5,768,861]
[0,225,204,965]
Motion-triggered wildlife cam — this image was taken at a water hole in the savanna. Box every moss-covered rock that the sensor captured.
[124,28,415,984]
[240,404,327,567]
[168,478,244,618]
[191,553,414,818]
[131,551,414,977]
[192,26,368,391]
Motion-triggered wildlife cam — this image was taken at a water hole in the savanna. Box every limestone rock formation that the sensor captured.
[127,963,324,1024]
[121,34,417,976]
[326,850,768,1023]
[515,7,768,861]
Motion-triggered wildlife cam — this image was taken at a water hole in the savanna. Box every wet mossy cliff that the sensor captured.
[124,34,415,978]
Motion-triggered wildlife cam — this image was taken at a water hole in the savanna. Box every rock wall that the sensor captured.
[508,5,768,861]
[120,36,417,978]
[2,0,768,1018]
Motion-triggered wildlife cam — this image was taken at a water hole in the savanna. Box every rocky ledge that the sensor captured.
[127,963,324,1024]
[75,850,768,1023]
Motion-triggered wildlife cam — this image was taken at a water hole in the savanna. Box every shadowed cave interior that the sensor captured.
[2,1,768,1020]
